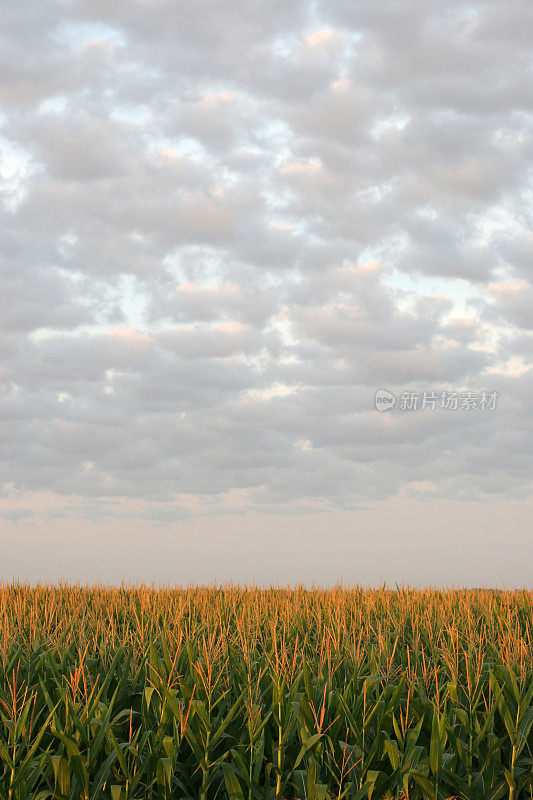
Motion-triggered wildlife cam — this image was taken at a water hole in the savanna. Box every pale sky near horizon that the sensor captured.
[1,0,532,586]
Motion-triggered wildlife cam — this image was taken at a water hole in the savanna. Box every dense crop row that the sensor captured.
[0,584,531,799]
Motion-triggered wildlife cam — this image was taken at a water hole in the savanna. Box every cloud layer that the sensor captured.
[1,0,532,522]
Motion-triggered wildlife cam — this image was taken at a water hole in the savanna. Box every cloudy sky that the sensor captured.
[1,0,532,585]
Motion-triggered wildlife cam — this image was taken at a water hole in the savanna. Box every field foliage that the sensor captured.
[0,584,531,799]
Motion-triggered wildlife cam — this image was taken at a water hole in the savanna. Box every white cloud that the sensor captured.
[1,0,532,524]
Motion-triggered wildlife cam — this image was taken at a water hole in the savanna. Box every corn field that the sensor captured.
[0,584,531,800]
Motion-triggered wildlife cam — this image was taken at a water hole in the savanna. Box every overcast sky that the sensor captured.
[1,0,532,586]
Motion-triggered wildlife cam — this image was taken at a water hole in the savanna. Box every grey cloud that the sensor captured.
[486,283,533,330]
[1,0,532,519]
[12,114,138,182]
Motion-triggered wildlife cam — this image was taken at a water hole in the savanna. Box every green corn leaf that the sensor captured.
[293,732,323,771]
[223,765,246,800]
